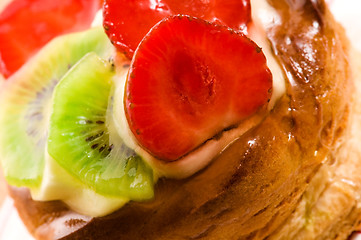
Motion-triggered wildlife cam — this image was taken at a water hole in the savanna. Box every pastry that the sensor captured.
[1,0,360,239]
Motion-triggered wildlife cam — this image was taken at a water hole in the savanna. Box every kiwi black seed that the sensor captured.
[0,27,114,188]
[47,53,154,200]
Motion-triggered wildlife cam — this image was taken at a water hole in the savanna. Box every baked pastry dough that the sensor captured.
[7,0,361,239]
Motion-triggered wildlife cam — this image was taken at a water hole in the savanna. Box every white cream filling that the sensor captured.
[250,0,285,109]
[31,152,128,217]
[91,10,103,28]
[31,0,286,217]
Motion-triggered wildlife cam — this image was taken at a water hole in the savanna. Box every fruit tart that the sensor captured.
[1,0,361,239]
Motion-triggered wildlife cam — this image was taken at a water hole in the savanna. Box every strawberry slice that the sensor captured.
[0,0,101,78]
[103,0,250,59]
[124,15,272,161]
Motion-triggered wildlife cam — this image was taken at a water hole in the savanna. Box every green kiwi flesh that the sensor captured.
[0,27,113,188]
[47,53,154,200]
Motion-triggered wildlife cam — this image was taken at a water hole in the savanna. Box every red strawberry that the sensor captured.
[124,15,272,161]
[103,0,250,59]
[0,0,101,78]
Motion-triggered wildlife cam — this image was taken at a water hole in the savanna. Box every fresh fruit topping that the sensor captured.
[48,53,154,200]
[124,15,273,161]
[0,27,113,188]
[103,0,251,58]
[0,0,101,78]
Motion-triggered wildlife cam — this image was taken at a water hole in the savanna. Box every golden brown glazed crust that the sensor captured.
[8,0,356,239]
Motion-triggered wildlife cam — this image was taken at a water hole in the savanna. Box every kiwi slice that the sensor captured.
[47,52,154,200]
[0,27,113,187]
